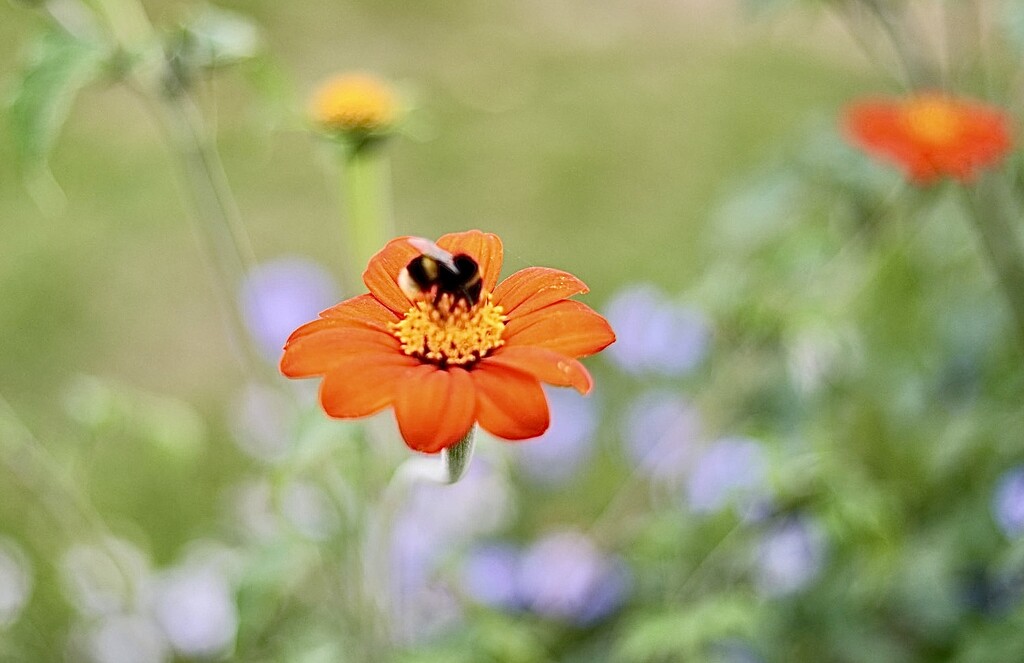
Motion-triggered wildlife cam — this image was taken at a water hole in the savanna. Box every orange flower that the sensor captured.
[280,230,615,454]
[843,93,1012,184]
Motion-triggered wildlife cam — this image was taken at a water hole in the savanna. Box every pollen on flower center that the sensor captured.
[390,294,507,366]
[903,97,963,145]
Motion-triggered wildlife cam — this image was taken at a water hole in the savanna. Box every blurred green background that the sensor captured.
[10,0,1024,661]
[1,0,873,405]
[0,0,871,544]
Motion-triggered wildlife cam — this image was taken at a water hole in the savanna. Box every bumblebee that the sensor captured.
[398,237,483,306]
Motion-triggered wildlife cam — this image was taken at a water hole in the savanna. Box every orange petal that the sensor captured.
[318,354,420,418]
[287,295,398,341]
[492,267,589,318]
[483,346,593,394]
[393,365,476,454]
[436,230,504,293]
[470,363,549,440]
[280,327,401,377]
[362,236,420,315]
[286,318,343,344]
[320,293,398,323]
[844,101,901,144]
[502,300,615,358]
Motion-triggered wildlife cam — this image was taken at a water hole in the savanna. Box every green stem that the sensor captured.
[858,0,934,89]
[964,175,1024,351]
[361,427,478,646]
[0,395,139,598]
[146,89,268,374]
[0,397,105,541]
[73,0,266,373]
[83,0,153,51]
[441,428,476,484]
[159,93,256,274]
[349,426,380,659]
[341,142,393,289]
[942,0,983,93]
[831,2,902,85]
[89,0,258,277]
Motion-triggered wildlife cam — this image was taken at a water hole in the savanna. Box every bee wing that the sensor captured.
[407,236,459,272]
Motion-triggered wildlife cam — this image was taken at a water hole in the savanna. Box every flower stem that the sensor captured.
[360,427,478,645]
[147,88,268,374]
[340,142,393,289]
[441,427,476,484]
[63,0,266,372]
[0,396,107,542]
[0,394,138,593]
[83,0,152,51]
[964,174,1024,350]
[856,0,935,89]
[160,92,257,276]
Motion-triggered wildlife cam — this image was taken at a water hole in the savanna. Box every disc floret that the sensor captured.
[902,96,962,145]
[391,294,507,367]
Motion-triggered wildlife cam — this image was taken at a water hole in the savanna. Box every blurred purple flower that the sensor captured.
[239,257,339,360]
[228,479,280,542]
[755,516,826,597]
[605,284,710,376]
[622,390,701,482]
[460,543,521,610]
[687,437,770,517]
[392,460,513,574]
[517,531,630,624]
[514,386,597,485]
[229,382,295,463]
[153,564,237,658]
[281,481,340,542]
[390,506,464,642]
[393,582,462,645]
[60,538,152,617]
[390,461,512,640]
[992,466,1024,538]
[83,614,168,663]
[0,538,31,628]
[574,556,631,624]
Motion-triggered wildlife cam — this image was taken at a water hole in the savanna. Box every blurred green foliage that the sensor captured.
[4,0,1024,661]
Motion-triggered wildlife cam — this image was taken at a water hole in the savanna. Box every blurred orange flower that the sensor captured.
[280,230,615,454]
[843,93,1012,184]
[310,73,399,134]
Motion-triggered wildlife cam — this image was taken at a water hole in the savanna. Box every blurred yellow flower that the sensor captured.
[310,73,399,134]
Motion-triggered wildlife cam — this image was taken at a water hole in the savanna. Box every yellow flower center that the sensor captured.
[390,294,507,367]
[311,74,398,133]
[903,97,963,146]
